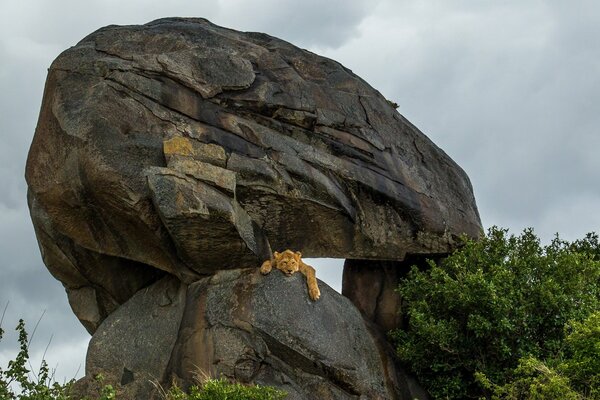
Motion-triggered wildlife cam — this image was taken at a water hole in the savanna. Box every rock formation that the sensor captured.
[26,17,481,399]
[74,270,419,399]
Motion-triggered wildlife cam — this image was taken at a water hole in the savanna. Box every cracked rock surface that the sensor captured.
[26,17,481,399]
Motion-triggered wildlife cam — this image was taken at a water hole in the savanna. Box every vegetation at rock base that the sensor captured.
[0,318,286,400]
[164,379,286,400]
[392,227,600,399]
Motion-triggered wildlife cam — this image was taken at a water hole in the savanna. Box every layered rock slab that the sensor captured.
[26,17,481,330]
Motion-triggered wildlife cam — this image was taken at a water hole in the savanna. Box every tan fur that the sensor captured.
[260,249,321,301]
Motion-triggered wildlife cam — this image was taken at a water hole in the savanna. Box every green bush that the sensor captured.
[0,318,73,399]
[560,311,600,398]
[165,379,286,400]
[481,311,600,399]
[476,356,582,400]
[391,227,600,399]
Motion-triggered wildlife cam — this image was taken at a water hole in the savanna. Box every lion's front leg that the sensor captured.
[300,262,320,301]
[260,259,273,275]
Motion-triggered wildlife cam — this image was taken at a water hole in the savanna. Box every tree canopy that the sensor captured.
[392,227,600,399]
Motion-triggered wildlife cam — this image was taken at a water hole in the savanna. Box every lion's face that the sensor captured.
[274,250,301,276]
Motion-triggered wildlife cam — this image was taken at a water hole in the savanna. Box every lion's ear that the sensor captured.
[295,251,302,261]
[273,251,281,260]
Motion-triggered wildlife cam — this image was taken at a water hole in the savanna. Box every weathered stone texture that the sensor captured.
[77,269,421,399]
[26,17,480,399]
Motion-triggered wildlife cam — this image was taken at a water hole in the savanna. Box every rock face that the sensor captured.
[73,276,186,399]
[26,17,481,399]
[72,269,423,400]
[341,254,445,334]
[172,269,410,399]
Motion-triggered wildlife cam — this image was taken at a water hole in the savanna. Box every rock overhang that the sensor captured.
[26,17,482,332]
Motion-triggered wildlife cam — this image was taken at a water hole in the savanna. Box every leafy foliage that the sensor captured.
[0,318,73,399]
[476,356,582,400]
[391,227,600,399]
[560,311,600,398]
[481,311,600,399]
[84,374,116,400]
[165,378,287,400]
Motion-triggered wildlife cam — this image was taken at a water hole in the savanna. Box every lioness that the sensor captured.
[260,250,320,301]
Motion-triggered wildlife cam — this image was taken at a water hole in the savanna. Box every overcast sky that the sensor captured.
[1,0,599,386]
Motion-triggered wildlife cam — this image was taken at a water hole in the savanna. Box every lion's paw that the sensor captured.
[309,286,321,301]
[260,260,272,275]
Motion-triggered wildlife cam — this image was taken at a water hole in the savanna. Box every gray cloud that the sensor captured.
[1,0,373,52]
[0,205,88,382]
[0,1,219,49]
[320,1,600,242]
[1,0,600,385]
[214,0,377,49]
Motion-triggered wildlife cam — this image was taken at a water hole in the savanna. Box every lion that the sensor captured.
[260,250,321,301]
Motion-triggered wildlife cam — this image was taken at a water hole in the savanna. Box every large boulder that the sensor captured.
[26,17,481,399]
[26,17,481,330]
[72,269,424,399]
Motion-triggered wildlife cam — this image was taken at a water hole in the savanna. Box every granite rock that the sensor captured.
[26,18,481,329]
[26,17,481,399]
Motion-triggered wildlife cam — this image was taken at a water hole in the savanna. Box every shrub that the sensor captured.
[560,311,600,398]
[476,356,581,400]
[0,318,73,399]
[391,227,600,399]
[165,378,287,400]
[481,311,600,399]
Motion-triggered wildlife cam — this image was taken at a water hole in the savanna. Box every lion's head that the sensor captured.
[274,250,302,276]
